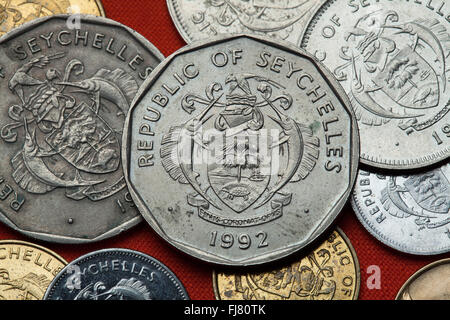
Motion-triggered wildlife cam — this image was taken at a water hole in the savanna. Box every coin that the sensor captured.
[0,0,105,36]
[351,163,450,255]
[0,240,67,300]
[300,0,450,170]
[167,0,325,43]
[213,228,360,300]
[396,258,450,300]
[0,15,164,243]
[123,34,359,265]
[44,248,189,300]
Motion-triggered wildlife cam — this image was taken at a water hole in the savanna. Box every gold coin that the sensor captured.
[0,0,105,36]
[213,228,360,300]
[396,258,450,300]
[0,240,67,300]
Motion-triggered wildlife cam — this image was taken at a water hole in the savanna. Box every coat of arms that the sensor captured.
[234,249,336,300]
[381,167,450,229]
[0,53,138,201]
[161,73,320,227]
[206,0,314,39]
[334,10,450,131]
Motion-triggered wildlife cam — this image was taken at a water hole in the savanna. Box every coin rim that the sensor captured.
[43,248,190,300]
[298,0,450,170]
[350,169,450,256]
[94,0,106,17]
[0,14,165,244]
[395,258,450,300]
[123,33,360,265]
[166,0,195,43]
[211,227,360,300]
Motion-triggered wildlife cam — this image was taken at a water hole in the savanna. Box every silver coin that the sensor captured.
[0,15,164,243]
[44,248,189,300]
[167,0,325,43]
[351,163,450,255]
[123,34,360,266]
[300,0,450,170]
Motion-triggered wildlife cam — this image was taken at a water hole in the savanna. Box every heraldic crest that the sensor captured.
[381,167,450,230]
[206,0,314,39]
[233,249,336,300]
[0,52,139,201]
[160,73,320,227]
[334,10,450,131]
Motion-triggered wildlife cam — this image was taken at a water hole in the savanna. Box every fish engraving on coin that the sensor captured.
[213,228,360,300]
[44,248,189,300]
[351,163,450,255]
[0,240,67,300]
[167,0,326,43]
[396,258,450,300]
[0,15,164,243]
[123,34,359,265]
[0,0,105,36]
[301,0,450,169]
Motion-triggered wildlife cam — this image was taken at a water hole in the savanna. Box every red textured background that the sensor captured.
[0,0,448,301]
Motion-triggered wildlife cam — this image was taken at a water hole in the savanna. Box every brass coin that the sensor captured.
[396,258,450,300]
[213,228,360,300]
[0,0,105,36]
[0,240,67,300]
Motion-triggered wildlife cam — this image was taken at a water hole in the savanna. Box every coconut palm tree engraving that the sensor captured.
[381,169,450,229]
[161,72,320,224]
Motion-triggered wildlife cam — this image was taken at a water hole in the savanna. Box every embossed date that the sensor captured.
[209,231,269,250]
[432,123,450,145]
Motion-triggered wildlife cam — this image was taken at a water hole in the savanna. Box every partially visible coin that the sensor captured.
[167,0,325,44]
[0,240,67,300]
[0,0,105,36]
[396,258,450,300]
[300,0,450,170]
[213,228,360,300]
[44,248,189,300]
[0,15,164,243]
[123,34,359,265]
[351,163,450,255]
